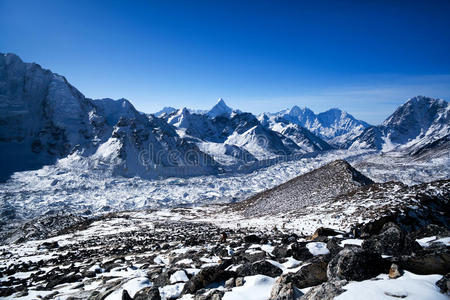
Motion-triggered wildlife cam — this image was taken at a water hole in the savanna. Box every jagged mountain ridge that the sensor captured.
[1,53,449,181]
[0,53,219,181]
[260,106,370,148]
[349,96,450,153]
[165,100,336,162]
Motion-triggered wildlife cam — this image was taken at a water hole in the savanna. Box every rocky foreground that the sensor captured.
[0,208,449,300]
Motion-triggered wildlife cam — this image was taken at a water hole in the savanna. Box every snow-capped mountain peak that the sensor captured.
[264,105,369,147]
[207,98,233,118]
[153,106,177,117]
[349,96,449,152]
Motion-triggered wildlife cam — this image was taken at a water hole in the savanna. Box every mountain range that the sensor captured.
[1,52,449,181]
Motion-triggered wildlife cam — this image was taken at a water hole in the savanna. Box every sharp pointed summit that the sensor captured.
[207,98,233,118]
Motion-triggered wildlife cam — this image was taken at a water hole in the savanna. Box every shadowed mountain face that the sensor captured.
[0,53,219,181]
[349,96,450,152]
[232,160,374,217]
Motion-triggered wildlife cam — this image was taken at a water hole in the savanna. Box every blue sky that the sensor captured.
[1,0,450,124]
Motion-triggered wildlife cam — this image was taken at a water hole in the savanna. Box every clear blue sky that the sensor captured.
[1,0,450,124]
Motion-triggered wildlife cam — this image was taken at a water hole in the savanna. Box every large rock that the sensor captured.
[302,280,347,300]
[408,224,450,242]
[270,278,303,300]
[235,260,283,278]
[133,287,161,300]
[182,265,235,294]
[291,242,313,261]
[275,256,328,290]
[243,234,262,244]
[362,222,420,256]
[394,245,450,275]
[327,247,387,281]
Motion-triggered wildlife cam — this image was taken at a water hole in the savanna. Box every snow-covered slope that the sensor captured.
[349,96,450,153]
[263,106,370,148]
[166,104,302,161]
[0,53,218,181]
[153,106,177,117]
[260,115,333,153]
[207,98,233,118]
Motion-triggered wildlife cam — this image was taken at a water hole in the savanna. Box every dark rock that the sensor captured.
[244,234,262,244]
[394,246,450,275]
[236,260,283,278]
[302,280,347,300]
[39,241,59,249]
[133,286,161,300]
[182,266,236,294]
[272,245,291,260]
[281,234,298,244]
[357,216,396,238]
[241,250,267,263]
[436,273,449,294]
[0,288,15,297]
[327,247,388,281]
[409,224,450,240]
[291,242,313,261]
[278,256,328,289]
[362,222,420,256]
[45,273,83,289]
[153,270,171,287]
[326,238,343,257]
[122,289,132,300]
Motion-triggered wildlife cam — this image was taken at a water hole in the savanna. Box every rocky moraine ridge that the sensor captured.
[0,160,449,300]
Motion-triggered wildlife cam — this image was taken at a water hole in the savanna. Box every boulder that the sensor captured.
[272,245,291,260]
[270,277,303,300]
[243,234,262,244]
[394,246,450,275]
[278,256,328,289]
[235,260,283,278]
[327,247,387,281]
[326,238,343,257]
[362,222,422,256]
[409,224,450,240]
[302,280,347,300]
[240,250,267,263]
[182,266,235,294]
[133,286,161,300]
[121,290,132,300]
[291,242,313,261]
